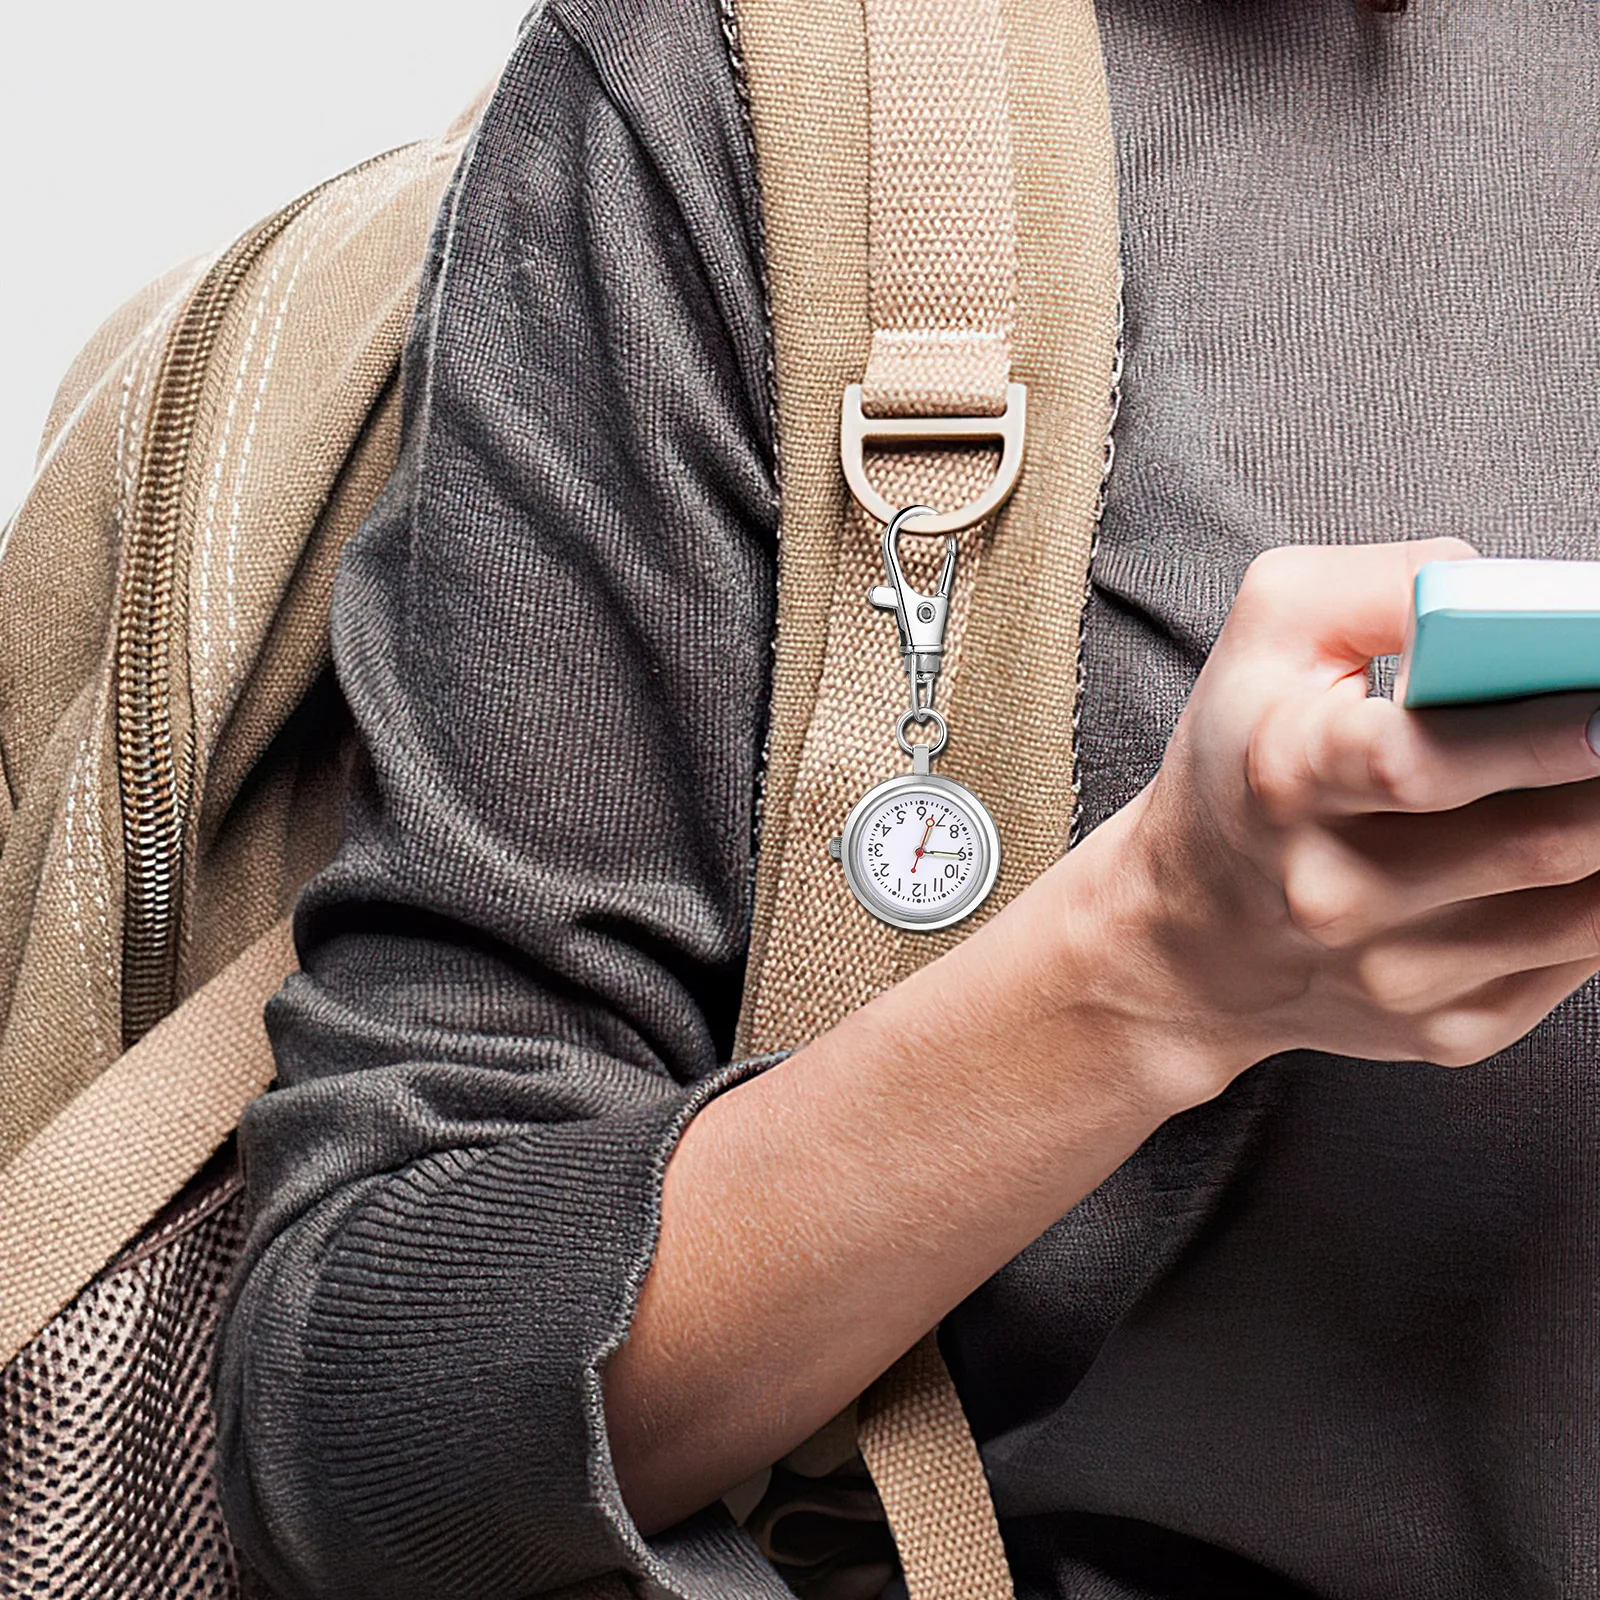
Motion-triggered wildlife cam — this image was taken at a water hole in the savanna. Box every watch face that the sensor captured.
[839,775,1000,931]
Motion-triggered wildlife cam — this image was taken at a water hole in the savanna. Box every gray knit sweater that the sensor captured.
[213,1,1600,1597]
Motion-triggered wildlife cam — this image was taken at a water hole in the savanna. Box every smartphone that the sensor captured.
[1397,558,1600,709]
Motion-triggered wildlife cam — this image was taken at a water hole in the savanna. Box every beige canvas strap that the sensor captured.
[860,0,1016,419]
[733,0,1121,1594]
[843,0,1024,538]
[858,1332,1015,1600]
[0,916,293,1366]
[847,10,1022,1599]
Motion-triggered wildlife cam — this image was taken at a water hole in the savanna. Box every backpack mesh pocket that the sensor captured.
[0,1142,266,1599]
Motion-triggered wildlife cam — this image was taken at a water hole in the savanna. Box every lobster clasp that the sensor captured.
[866,504,958,716]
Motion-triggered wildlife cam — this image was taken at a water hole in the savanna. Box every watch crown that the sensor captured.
[827,835,842,859]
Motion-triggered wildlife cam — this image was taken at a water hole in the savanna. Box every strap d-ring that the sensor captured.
[840,382,1027,535]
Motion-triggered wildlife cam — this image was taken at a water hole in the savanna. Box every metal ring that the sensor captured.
[840,383,1028,535]
[896,707,949,758]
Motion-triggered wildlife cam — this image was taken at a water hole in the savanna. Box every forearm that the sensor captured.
[601,812,1230,1535]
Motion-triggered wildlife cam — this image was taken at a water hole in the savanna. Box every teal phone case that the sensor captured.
[1398,560,1600,709]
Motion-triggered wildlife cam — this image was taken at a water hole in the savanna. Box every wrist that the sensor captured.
[1008,799,1262,1122]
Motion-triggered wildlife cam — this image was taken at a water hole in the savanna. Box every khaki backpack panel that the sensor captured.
[0,127,474,1357]
[0,270,206,1126]
[33,262,212,462]
[0,260,205,846]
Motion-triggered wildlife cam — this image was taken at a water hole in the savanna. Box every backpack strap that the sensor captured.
[857,1330,1017,1600]
[856,0,1017,425]
[730,0,1121,1594]
[0,915,293,1366]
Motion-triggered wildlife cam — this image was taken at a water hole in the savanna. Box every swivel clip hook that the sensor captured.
[867,504,957,719]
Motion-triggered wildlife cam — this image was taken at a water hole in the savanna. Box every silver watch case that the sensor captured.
[830,771,1002,933]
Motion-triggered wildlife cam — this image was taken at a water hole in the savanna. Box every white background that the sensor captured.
[1,0,526,521]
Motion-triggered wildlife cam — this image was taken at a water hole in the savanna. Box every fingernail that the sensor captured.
[1586,708,1600,759]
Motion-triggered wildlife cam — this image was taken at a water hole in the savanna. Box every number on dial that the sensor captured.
[853,789,978,913]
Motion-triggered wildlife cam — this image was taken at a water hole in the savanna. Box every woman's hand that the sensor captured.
[1063,537,1600,1103]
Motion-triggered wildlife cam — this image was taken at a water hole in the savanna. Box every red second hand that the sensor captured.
[910,814,937,873]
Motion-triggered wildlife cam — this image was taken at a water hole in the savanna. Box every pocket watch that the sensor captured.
[828,506,1002,932]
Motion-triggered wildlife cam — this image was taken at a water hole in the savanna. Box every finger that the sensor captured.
[1344,875,1600,1017]
[1225,538,1479,671]
[1254,684,1600,821]
[1280,777,1600,942]
[1403,956,1600,1069]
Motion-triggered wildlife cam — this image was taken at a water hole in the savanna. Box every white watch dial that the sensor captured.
[837,774,1000,931]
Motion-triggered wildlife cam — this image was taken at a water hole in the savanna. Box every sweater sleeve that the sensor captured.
[210,4,799,1597]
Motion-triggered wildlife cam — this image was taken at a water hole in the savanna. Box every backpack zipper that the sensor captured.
[115,153,399,1048]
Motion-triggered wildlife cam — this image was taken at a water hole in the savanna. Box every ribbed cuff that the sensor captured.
[223,1050,799,1600]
